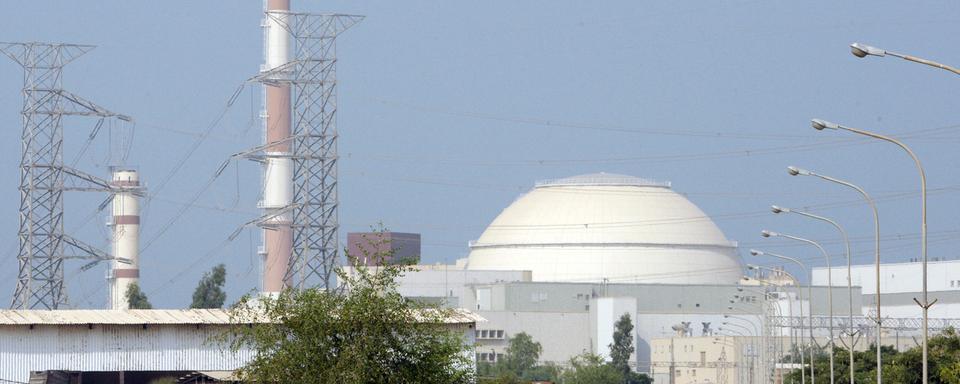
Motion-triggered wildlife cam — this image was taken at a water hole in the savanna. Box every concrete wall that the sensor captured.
[475,311,592,364]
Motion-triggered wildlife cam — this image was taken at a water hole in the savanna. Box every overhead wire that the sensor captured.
[347,121,960,166]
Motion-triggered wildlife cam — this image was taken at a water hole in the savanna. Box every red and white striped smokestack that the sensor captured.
[261,0,294,294]
[109,169,140,310]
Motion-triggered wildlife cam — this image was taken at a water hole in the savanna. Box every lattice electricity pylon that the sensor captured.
[0,42,133,309]
[251,13,362,290]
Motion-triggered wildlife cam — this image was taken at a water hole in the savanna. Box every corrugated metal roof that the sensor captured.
[0,308,484,325]
[0,309,235,325]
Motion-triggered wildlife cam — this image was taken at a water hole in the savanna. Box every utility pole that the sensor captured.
[0,42,133,309]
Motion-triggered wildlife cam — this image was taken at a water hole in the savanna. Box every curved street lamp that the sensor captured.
[810,118,932,383]
[848,42,957,384]
[772,205,856,384]
[786,166,883,382]
[751,249,816,383]
[727,303,768,384]
[762,229,836,384]
[748,263,803,384]
[850,42,960,76]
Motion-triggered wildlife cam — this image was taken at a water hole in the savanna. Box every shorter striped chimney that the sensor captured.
[108,169,140,310]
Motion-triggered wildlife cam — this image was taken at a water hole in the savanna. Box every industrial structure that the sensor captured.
[347,231,422,265]
[0,308,481,383]
[813,258,960,319]
[465,173,743,284]
[241,0,363,293]
[350,172,960,382]
[108,169,142,310]
[0,42,134,310]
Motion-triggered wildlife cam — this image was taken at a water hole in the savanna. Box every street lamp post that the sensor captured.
[787,166,882,383]
[733,290,785,384]
[850,42,960,76]
[772,205,856,384]
[728,305,767,384]
[748,264,802,384]
[750,262,813,383]
[714,337,744,383]
[849,43,959,384]
[746,272,804,384]
[762,229,836,384]
[751,250,813,384]
[719,327,755,383]
[810,118,931,383]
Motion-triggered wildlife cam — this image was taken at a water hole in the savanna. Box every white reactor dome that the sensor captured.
[466,173,743,284]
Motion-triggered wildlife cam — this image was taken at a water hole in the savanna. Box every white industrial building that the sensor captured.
[465,173,743,285]
[361,175,815,370]
[366,172,960,380]
[0,309,481,383]
[813,259,960,318]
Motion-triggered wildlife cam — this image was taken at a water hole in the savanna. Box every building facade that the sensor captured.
[0,309,480,383]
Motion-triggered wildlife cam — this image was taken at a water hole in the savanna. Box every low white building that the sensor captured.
[339,264,531,308]
[0,309,482,383]
[812,259,960,318]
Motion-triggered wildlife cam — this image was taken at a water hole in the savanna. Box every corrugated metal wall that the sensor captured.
[0,323,476,383]
[0,324,253,383]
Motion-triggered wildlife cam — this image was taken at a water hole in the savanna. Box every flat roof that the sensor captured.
[0,308,484,326]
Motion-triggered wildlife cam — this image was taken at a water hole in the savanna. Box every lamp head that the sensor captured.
[811,118,840,131]
[747,264,758,270]
[771,205,789,214]
[787,166,811,176]
[724,314,730,318]
[727,306,734,310]
[850,42,886,58]
[749,249,763,256]
[760,230,776,238]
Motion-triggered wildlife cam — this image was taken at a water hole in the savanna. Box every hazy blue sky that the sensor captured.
[0,1,957,308]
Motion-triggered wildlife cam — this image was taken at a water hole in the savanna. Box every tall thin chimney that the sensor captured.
[261,0,294,294]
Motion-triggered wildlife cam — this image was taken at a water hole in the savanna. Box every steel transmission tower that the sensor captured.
[0,42,133,309]
[247,13,362,290]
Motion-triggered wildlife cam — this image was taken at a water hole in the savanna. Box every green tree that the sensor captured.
[501,332,543,376]
[783,328,960,384]
[478,333,560,383]
[190,263,227,309]
[610,313,634,377]
[561,353,624,384]
[221,244,474,383]
[126,282,152,309]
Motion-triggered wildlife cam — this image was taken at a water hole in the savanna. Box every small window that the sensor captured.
[695,303,700,307]
[692,369,697,377]
[700,351,706,365]
[497,330,504,338]
[676,369,681,377]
